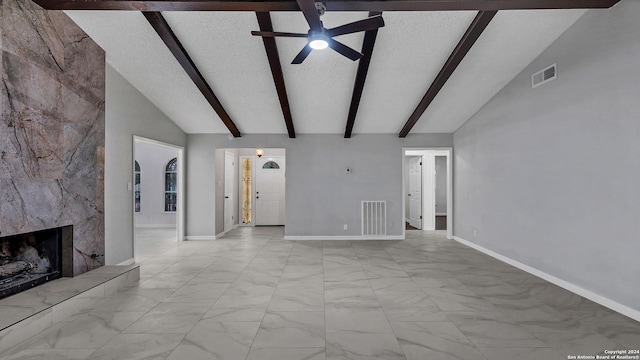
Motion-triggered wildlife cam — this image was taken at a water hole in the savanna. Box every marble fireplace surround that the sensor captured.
[0,0,106,275]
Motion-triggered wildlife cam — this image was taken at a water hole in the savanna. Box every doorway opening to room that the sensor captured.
[402,148,452,239]
[219,148,286,237]
[133,137,184,259]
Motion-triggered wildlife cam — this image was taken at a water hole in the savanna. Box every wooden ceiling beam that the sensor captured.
[398,10,496,138]
[344,11,382,139]
[256,12,296,138]
[143,12,241,137]
[35,0,620,12]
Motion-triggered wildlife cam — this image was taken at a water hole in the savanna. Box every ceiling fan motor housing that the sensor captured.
[315,2,326,16]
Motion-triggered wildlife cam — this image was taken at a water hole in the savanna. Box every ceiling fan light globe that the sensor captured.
[309,39,328,50]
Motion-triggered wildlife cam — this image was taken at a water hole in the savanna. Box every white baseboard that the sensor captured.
[117,258,135,266]
[452,236,640,322]
[284,235,404,241]
[134,224,177,229]
[184,235,217,241]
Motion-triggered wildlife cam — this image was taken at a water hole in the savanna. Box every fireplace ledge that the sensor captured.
[0,264,140,353]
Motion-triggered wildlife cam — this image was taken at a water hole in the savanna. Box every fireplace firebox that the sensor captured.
[0,226,73,299]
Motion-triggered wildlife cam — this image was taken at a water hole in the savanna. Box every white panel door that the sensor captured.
[224,151,235,233]
[408,156,422,229]
[255,157,285,226]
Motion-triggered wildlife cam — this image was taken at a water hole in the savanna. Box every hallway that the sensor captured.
[2,227,638,359]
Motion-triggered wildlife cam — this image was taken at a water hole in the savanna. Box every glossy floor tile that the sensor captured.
[1,227,638,360]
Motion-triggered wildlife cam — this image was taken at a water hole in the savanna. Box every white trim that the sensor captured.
[284,235,404,241]
[435,213,447,216]
[185,235,217,241]
[134,224,177,229]
[117,258,135,266]
[452,236,640,322]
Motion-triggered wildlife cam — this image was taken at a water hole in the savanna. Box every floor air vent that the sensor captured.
[362,201,387,236]
[532,63,557,88]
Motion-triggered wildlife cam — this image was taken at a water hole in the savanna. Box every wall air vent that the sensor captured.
[532,63,557,88]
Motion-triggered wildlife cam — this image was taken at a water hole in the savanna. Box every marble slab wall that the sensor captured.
[0,0,105,275]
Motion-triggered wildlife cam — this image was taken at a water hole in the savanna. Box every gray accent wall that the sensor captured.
[187,134,453,238]
[453,2,640,310]
[105,65,186,264]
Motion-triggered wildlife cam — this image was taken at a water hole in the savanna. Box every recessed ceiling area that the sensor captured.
[65,8,587,135]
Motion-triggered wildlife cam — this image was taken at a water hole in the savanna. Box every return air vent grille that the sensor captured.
[532,64,557,88]
[362,201,386,236]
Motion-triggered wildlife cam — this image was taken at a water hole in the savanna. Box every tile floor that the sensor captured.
[1,226,639,360]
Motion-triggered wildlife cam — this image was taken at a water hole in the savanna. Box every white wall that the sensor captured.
[186,134,453,238]
[453,1,640,314]
[134,141,178,227]
[105,65,186,264]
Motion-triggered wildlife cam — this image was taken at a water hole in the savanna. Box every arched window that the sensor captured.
[164,158,177,212]
[134,161,141,213]
[262,160,280,169]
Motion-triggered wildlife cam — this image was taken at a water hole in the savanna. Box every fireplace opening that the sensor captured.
[0,226,71,300]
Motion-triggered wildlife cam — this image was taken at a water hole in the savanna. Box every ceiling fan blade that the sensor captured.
[251,31,308,38]
[326,15,385,37]
[296,0,323,32]
[327,39,363,61]
[292,44,313,64]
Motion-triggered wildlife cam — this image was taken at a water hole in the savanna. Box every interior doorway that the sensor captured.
[133,136,184,259]
[218,148,286,236]
[407,156,423,230]
[403,148,452,239]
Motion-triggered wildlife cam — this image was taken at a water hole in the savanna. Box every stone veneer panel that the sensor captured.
[0,0,105,275]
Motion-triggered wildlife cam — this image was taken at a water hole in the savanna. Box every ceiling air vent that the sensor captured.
[532,63,557,88]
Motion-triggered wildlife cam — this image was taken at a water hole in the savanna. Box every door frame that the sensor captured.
[223,151,235,233]
[132,136,185,261]
[402,147,453,240]
[407,155,423,230]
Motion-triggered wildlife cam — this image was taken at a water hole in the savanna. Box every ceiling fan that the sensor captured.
[251,0,385,64]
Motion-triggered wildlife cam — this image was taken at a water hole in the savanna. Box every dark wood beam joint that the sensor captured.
[143,12,241,137]
[344,11,382,139]
[256,12,296,138]
[398,10,497,138]
[35,0,621,12]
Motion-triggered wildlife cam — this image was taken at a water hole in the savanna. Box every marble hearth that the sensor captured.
[0,264,140,353]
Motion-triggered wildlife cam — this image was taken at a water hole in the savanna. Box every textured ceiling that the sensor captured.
[65,9,587,135]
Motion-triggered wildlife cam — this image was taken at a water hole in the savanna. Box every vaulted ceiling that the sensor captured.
[55,1,618,137]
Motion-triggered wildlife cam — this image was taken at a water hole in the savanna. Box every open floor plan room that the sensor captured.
[1,227,638,359]
[1,0,639,358]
